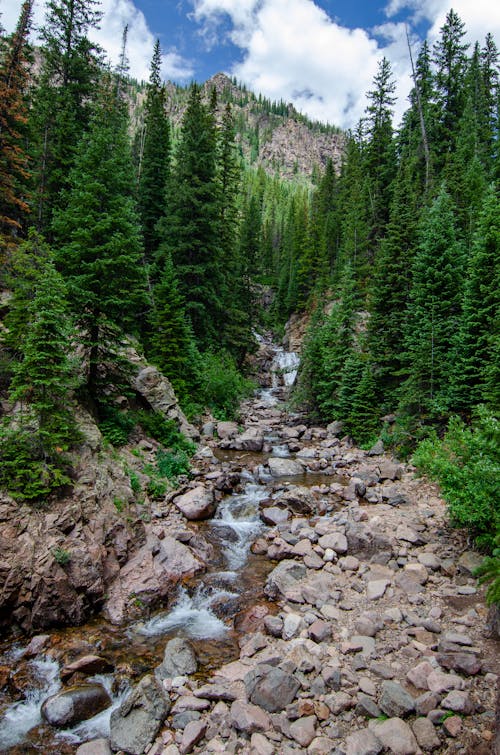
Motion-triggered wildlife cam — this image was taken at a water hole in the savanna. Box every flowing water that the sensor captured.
[0,339,302,752]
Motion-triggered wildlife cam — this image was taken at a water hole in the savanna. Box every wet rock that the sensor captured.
[245,664,300,712]
[411,717,441,751]
[230,700,271,733]
[231,427,265,452]
[179,719,207,753]
[76,739,112,755]
[260,507,290,526]
[41,683,111,727]
[156,638,197,680]
[61,654,114,680]
[345,728,383,755]
[110,674,170,755]
[24,634,51,658]
[368,717,419,754]
[279,486,317,514]
[268,457,305,478]
[378,681,415,718]
[174,486,216,521]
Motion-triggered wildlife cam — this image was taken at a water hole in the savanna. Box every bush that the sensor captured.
[200,351,255,420]
[475,536,500,606]
[156,449,191,480]
[99,405,135,447]
[412,409,500,549]
[135,411,195,455]
[0,426,71,501]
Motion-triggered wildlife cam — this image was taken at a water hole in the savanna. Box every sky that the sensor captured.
[2,0,499,129]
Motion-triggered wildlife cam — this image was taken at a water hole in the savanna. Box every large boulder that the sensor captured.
[156,638,197,681]
[265,559,307,601]
[231,427,265,452]
[110,675,170,755]
[41,684,111,727]
[268,458,305,478]
[245,664,300,713]
[131,362,197,440]
[174,486,216,521]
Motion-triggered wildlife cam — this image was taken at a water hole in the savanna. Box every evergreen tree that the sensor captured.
[0,0,32,261]
[336,131,371,277]
[401,185,464,417]
[149,253,201,404]
[31,0,102,232]
[137,40,171,262]
[160,83,222,348]
[52,76,147,397]
[452,187,500,411]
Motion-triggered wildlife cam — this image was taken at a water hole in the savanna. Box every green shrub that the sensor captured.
[200,351,255,420]
[52,546,71,565]
[412,409,500,549]
[156,449,191,480]
[0,426,71,501]
[135,411,195,455]
[475,536,500,606]
[99,405,135,447]
[129,472,141,494]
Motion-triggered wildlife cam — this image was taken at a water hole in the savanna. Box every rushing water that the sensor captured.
[0,340,301,752]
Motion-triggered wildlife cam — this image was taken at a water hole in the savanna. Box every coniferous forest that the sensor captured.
[0,2,498,553]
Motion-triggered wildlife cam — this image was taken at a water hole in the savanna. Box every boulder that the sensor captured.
[61,655,113,680]
[216,421,238,439]
[231,427,265,451]
[76,740,112,755]
[110,675,170,755]
[174,486,216,521]
[41,684,111,728]
[378,681,415,718]
[230,700,271,733]
[265,559,307,601]
[345,728,382,755]
[368,718,419,755]
[132,363,197,439]
[245,664,300,712]
[268,457,305,478]
[156,638,197,680]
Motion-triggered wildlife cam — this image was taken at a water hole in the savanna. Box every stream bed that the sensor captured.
[0,341,308,753]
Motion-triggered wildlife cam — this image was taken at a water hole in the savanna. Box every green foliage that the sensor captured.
[156,448,191,480]
[113,496,126,512]
[0,426,71,501]
[52,546,71,565]
[135,411,195,455]
[475,535,500,606]
[412,409,500,548]
[99,406,135,447]
[199,351,255,420]
[129,472,141,495]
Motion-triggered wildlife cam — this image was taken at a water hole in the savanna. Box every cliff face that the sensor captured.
[159,72,345,181]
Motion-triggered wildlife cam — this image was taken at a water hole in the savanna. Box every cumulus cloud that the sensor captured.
[385,0,500,47]
[192,0,386,128]
[1,0,193,83]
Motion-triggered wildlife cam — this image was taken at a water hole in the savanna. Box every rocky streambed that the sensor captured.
[0,336,498,755]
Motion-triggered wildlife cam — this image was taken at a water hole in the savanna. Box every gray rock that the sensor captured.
[265,559,307,601]
[179,719,207,753]
[110,675,170,755]
[245,664,300,712]
[406,661,434,690]
[368,717,419,755]
[61,654,114,680]
[172,711,201,729]
[368,440,384,456]
[174,486,216,521]
[230,700,271,733]
[318,532,348,554]
[216,421,238,439]
[327,421,344,437]
[76,740,112,755]
[356,693,382,718]
[264,614,284,637]
[41,684,112,728]
[411,717,441,751]
[457,551,483,575]
[260,506,290,526]
[378,681,415,718]
[155,637,197,681]
[231,427,264,451]
[345,728,383,755]
[289,715,317,747]
[366,579,389,600]
[268,457,305,477]
[435,652,481,676]
[441,689,474,714]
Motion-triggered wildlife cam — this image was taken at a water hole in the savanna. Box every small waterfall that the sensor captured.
[0,657,61,750]
[211,483,267,570]
[272,347,300,388]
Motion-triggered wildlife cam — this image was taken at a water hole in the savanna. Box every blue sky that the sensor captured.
[2,0,499,128]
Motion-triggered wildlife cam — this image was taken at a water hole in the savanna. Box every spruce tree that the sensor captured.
[0,0,32,261]
[31,0,102,232]
[160,83,222,348]
[137,40,171,262]
[52,75,147,397]
[401,185,464,417]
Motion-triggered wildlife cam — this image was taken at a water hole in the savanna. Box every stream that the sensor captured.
[0,339,303,753]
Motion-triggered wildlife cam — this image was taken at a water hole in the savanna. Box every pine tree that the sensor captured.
[401,185,465,418]
[31,0,102,232]
[52,75,147,397]
[452,187,500,412]
[137,40,171,262]
[160,83,222,348]
[149,253,201,404]
[0,0,32,261]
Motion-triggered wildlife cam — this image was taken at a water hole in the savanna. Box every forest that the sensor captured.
[0,1,498,565]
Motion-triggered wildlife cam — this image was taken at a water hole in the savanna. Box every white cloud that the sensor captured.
[192,0,385,128]
[1,0,193,83]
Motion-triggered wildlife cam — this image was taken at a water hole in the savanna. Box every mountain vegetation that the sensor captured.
[0,3,498,556]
